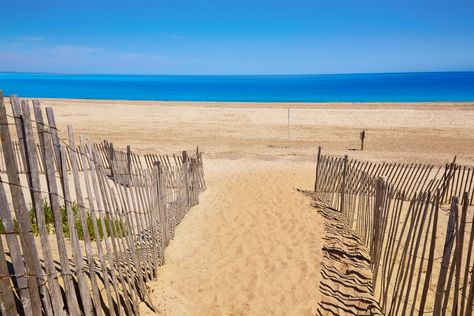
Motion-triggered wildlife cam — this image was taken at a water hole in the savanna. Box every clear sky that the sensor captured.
[1,0,473,75]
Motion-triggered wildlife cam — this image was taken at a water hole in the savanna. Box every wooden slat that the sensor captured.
[100,171,140,314]
[20,101,64,316]
[33,101,81,315]
[453,191,468,315]
[0,92,43,315]
[67,126,103,315]
[0,230,17,316]
[399,191,432,316]
[9,96,28,176]
[462,193,474,315]
[417,192,440,315]
[433,197,457,316]
[45,107,62,173]
[114,181,147,299]
[93,146,134,315]
[79,139,117,315]
[86,140,123,315]
[59,144,94,315]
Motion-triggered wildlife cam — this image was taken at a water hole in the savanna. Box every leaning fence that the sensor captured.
[314,147,474,315]
[0,92,206,316]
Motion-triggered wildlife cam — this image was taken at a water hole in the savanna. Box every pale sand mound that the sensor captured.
[143,158,324,315]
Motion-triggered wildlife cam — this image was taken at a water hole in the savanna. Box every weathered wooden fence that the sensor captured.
[0,92,206,315]
[314,147,474,315]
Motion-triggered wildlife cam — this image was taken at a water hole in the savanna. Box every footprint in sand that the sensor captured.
[149,160,324,315]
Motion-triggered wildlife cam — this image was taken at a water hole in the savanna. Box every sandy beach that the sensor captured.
[144,159,322,315]
[3,1,473,314]
[14,99,474,314]
[41,99,474,165]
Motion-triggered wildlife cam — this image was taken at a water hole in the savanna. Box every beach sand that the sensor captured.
[42,99,474,165]
[143,159,322,315]
[28,99,474,314]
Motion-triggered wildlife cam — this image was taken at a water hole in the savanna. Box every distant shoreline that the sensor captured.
[25,97,474,112]
[34,97,474,104]
[5,96,474,106]
[2,70,474,76]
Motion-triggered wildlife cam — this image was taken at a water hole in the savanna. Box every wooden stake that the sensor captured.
[314,146,321,192]
[360,130,365,151]
[34,103,81,315]
[340,155,348,214]
[0,92,42,315]
[21,102,64,316]
[433,197,458,315]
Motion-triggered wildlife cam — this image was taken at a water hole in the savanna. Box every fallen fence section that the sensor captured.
[314,146,474,316]
[0,93,206,316]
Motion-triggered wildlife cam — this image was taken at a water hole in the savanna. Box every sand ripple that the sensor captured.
[144,159,323,315]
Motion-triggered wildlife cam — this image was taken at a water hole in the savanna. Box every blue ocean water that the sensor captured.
[0,72,473,102]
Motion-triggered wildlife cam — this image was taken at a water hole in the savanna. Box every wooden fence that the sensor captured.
[0,92,206,315]
[314,147,474,315]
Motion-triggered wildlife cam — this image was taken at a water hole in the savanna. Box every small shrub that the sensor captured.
[24,201,127,241]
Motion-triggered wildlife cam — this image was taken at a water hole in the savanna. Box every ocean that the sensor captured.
[0,71,473,102]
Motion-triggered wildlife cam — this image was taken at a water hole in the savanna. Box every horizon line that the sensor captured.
[1,70,474,77]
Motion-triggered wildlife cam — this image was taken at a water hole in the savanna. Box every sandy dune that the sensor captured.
[144,159,323,315]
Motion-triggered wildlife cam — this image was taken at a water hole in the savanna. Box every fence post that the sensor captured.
[20,103,64,315]
[182,151,190,207]
[0,233,17,316]
[9,95,29,177]
[67,125,103,313]
[314,146,321,192]
[360,130,365,151]
[34,104,82,315]
[0,92,43,315]
[455,191,469,315]
[108,142,115,178]
[419,191,441,314]
[45,107,62,171]
[127,145,132,185]
[372,177,384,276]
[154,161,169,250]
[433,196,458,315]
[340,154,348,214]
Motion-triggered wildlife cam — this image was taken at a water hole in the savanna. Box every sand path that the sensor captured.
[145,159,324,315]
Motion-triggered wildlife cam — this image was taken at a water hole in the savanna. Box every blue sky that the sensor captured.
[1,0,473,75]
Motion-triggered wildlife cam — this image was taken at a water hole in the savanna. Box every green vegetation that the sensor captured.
[1,201,126,240]
[0,217,19,234]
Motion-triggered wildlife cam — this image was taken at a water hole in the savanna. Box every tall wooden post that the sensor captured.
[454,192,469,315]
[433,196,458,314]
[182,151,190,207]
[314,146,322,192]
[154,161,169,250]
[340,155,348,215]
[126,145,132,183]
[372,177,384,273]
[0,91,43,315]
[360,130,366,151]
[9,96,29,180]
[108,142,115,178]
[45,107,62,173]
